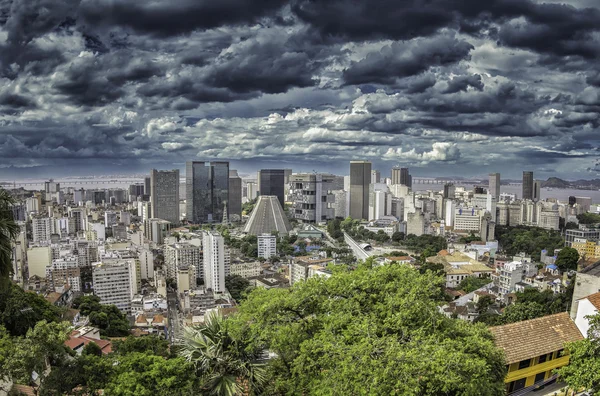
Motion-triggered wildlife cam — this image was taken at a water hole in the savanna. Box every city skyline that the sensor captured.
[0,1,599,179]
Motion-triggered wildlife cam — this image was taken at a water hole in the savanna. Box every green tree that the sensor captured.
[556,313,600,391]
[495,225,564,261]
[0,283,63,336]
[230,265,506,395]
[82,341,103,357]
[457,276,492,293]
[179,312,267,396]
[577,213,600,225]
[113,335,170,357]
[501,302,548,324]
[391,231,405,243]
[105,352,197,396]
[0,188,19,291]
[72,296,130,337]
[224,275,252,302]
[555,247,580,272]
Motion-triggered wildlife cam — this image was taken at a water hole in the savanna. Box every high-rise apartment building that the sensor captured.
[258,169,285,207]
[186,161,229,224]
[289,173,335,223]
[68,208,86,234]
[228,170,242,221]
[150,169,180,224]
[203,231,226,293]
[92,259,140,313]
[489,173,500,199]
[164,243,203,282]
[349,161,372,220]
[522,171,534,200]
[258,234,277,259]
[32,217,52,242]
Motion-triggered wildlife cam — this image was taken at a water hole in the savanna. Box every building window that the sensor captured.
[518,359,531,370]
[538,353,548,364]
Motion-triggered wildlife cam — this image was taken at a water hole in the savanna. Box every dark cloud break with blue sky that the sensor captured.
[0,0,599,179]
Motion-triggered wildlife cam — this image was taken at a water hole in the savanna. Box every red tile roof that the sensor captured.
[583,292,600,310]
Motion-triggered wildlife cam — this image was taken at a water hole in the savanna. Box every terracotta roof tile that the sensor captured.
[489,312,583,364]
[583,292,600,310]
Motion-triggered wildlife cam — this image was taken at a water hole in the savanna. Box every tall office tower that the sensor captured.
[489,173,501,199]
[391,167,411,187]
[533,180,542,202]
[349,161,372,220]
[150,169,180,224]
[443,183,456,199]
[568,196,576,206]
[203,231,226,293]
[246,182,258,201]
[228,170,242,221]
[129,184,145,200]
[289,173,336,223]
[258,169,285,207]
[371,170,381,184]
[92,259,139,314]
[144,177,151,196]
[284,169,293,200]
[186,161,229,224]
[32,217,52,243]
[522,171,534,200]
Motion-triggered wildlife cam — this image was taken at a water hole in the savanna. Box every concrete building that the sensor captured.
[565,228,600,247]
[244,196,292,236]
[406,209,427,236]
[533,180,542,202]
[489,173,500,199]
[92,259,140,313]
[258,234,277,259]
[203,231,226,293]
[27,245,52,279]
[289,257,333,285]
[453,207,481,232]
[539,210,560,231]
[229,260,262,278]
[47,257,81,292]
[138,248,154,280]
[522,171,534,200]
[371,170,381,184]
[258,169,285,207]
[228,170,242,222]
[143,218,172,245]
[164,243,202,281]
[332,190,348,219]
[574,292,600,337]
[150,169,180,224]
[349,161,371,220]
[391,167,411,187]
[289,173,335,223]
[186,161,229,224]
[570,260,600,319]
[32,217,52,243]
[498,261,525,297]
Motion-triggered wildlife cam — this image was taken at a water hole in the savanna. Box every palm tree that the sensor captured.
[0,187,18,291]
[179,311,267,396]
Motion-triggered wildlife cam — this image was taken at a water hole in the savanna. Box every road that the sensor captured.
[167,289,183,343]
[343,232,374,261]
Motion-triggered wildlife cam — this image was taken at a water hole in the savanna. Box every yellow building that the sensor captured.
[490,312,583,394]
[572,238,600,260]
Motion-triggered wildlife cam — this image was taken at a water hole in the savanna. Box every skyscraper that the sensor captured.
[391,166,411,187]
[371,170,381,184]
[144,177,151,196]
[258,169,285,207]
[489,173,500,199]
[150,169,180,224]
[349,161,371,220]
[203,231,226,293]
[533,180,542,202]
[522,171,534,201]
[228,170,242,221]
[186,161,229,224]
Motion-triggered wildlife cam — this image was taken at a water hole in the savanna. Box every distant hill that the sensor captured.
[541,177,600,189]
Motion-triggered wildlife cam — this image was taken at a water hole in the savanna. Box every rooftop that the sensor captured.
[580,259,600,276]
[581,292,600,310]
[489,312,583,364]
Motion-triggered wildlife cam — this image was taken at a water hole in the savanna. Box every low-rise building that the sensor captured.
[426,250,494,288]
[229,259,262,278]
[574,291,600,337]
[289,256,333,285]
[572,238,600,260]
[490,313,583,393]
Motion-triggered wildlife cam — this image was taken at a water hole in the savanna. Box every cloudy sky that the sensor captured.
[0,0,599,180]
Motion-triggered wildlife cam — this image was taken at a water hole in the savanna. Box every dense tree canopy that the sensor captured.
[225,275,252,303]
[72,295,130,337]
[555,247,580,272]
[229,264,506,395]
[457,276,492,293]
[0,283,63,336]
[495,226,564,261]
[0,188,19,292]
[577,213,600,225]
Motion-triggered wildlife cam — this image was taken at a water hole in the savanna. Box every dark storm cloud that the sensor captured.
[78,0,288,37]
[343,36,474,85]
[443,74,484,94]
